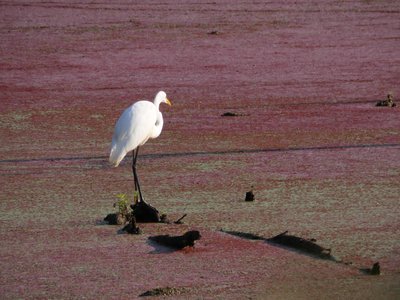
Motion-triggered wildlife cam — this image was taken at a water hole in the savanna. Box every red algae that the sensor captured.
[1,0,399,299]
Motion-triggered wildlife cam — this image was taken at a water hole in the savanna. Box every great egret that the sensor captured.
[109,91,172,203]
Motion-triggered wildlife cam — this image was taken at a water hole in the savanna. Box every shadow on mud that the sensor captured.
[221,229,381,275]
[2,143,399,165]
[147,240,178,254]
[221,229,337,261]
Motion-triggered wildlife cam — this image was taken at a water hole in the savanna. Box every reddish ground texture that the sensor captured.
[1,0,400,299]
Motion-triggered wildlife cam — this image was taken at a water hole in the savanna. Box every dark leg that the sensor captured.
[132,149,137,197]
[132,147,145,203]
[131,147,161,223]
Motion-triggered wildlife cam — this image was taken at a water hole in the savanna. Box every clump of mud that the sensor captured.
[121,214,141,234]
[149,230,201,249]
[245,190,255,202]
[131,201,161,223]
[139,287,188,297]
[376,94,396,107]
[361,262,381,275]
[104,196,166,234]
[104,213,127,225]
[104,196,189,236]
[221,111,247,117]
[104,200,162,224]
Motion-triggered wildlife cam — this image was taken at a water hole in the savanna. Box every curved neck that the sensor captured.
[153,94,164,109]
[151,92,165,139]
[150,112,163,139]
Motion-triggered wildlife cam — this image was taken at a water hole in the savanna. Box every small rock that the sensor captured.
[104,213,127,225]
[160,213,171,223]
[245,190,255,201]
[122,223,141,234]
[122,215,141,234]
[221,112,239,117]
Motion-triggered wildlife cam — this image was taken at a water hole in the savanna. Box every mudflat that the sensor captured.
[1,1,399,299]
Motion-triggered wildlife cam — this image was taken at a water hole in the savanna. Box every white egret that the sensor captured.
[109,91,172,203]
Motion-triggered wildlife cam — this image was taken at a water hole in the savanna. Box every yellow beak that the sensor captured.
[165,98,172,106]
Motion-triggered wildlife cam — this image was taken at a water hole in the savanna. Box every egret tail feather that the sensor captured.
[109,144,127,167]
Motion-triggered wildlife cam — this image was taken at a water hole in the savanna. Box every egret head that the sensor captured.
[155,91,172,106]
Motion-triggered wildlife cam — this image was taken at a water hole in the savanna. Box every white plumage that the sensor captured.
[109,91,171,167]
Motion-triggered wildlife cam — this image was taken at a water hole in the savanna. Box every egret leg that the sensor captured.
[132,149,138,194]
[132,147,145,203]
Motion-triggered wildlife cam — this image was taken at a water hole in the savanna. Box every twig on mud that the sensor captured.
[174,214,187,224]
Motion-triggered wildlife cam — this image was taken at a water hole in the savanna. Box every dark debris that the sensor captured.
[139,287,187,297]
[149,230,201,249]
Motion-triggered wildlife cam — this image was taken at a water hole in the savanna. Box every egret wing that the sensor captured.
[109,101,157,166]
